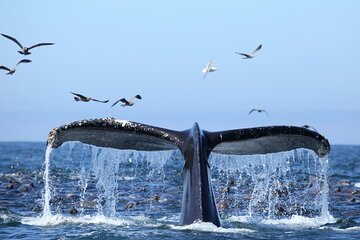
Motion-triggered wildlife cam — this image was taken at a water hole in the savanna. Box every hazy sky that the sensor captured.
[0,1,359,145]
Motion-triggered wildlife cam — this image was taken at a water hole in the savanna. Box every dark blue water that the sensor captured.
[0,142,359,239]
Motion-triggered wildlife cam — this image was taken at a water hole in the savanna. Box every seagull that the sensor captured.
[70,91,109,103]
[0,59,31,75]
[112,95,142,107]
[302,125,318,132]
[248,108,269,116]
[1,33,54,55]
[202,60,217,78]
[235,44,262,59]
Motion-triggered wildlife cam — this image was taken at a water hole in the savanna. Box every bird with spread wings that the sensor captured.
[1,33,54,55]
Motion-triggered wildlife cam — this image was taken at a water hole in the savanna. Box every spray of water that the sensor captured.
[36,143,334,228]
[38,142,176,225]
[209,149,333,223]
[42,145,53,218]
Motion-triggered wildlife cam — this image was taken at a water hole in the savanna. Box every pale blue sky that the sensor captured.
[0,1,359,144]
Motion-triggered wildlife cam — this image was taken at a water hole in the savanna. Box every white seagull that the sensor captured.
[0,59,31,75]
[112,94,142,107]
[202,60,217,78]
[235,44,262,59]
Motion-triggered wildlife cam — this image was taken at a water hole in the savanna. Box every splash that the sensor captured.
[42,145,53,218]
[21,214,156,227]
[170,220,255,233]
[260,214,335,229]
[34,142,334,229]
[210,149,334,226]
[34,142,178,226]
[91,147,122,217]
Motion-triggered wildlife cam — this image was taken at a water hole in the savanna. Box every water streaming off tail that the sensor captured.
[42,145,53,218]
[209,149,331,221]
[40,142,332,227]
[41,142,183,221]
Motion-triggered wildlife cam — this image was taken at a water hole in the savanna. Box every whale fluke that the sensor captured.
[48,118,182,151]
[206,126,329,158]
[48,118,329,158]
[47,117,330,227]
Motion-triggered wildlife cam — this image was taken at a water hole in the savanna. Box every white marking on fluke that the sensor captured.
[115,119,130,127]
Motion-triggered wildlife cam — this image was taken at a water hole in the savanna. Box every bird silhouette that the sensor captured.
[112,95,142,107]
[0,59,31,75]
[235,44,262,59]
[302,125,318,132]
[202,60,217,78]
[248,108,269,116]
[1,33,54,55]
[70,91,109,103]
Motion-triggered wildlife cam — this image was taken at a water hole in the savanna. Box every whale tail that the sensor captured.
[47,118,330,227]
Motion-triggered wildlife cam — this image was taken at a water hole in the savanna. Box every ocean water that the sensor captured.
[0,142,359,239]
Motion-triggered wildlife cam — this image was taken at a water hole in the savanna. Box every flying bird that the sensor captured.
[1,33,54,55]
[235,44,262,59]
[112,95,142,107]
[248,108,269,116]
[70,91,109,103]
[0,59,31,75]
[302,125,318,132]
[202,60,217,78]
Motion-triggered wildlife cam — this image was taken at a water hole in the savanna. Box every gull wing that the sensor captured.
[91,99,109,103]
[203,71,208,78]
[248,108,257,115]
[0,66,11,72]
[129,96,138,102]
[1,33,23,49]
[235,52,251,58]
[262,109,269,116]
[17,59,32,66]
[70,91,87,99]
[251,44,262,55]
[111,99,122,107]
[28,43,55,50]
[120,98,130,105]
[208,60,214,69]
